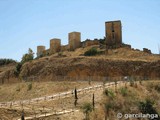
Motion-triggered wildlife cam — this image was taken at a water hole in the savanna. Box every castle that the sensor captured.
[37,20,151,57]
[36,31,100,57]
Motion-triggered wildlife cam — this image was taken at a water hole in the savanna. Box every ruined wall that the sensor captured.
[50,38,61,54]
[143,48,151,54]
[42,49,50,56]
[37,46,45,57]
[69,32,81,51]
[105,20,122,49]
[83,40,99,47]
[61,45,69,52]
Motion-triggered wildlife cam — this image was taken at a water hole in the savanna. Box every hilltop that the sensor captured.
[0,45,159,84]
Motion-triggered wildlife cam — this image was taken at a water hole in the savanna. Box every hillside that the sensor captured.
[0,80,159,119]
[0,46,160,119]
[0,46,160,83]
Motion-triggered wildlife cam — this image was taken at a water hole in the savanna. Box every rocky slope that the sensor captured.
[0,47,160,83]
[19,56,160,81]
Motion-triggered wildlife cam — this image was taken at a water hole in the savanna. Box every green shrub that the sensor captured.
[14,48,34,77]
[120,87,128,96]
[21,48,34,64]
[14,62,22,76]
[84,48,98,56]
[139,98,159,117]
[105,102,113,111]
[105,101,113,119]
[81,102,93,120]
[104,89,115,99]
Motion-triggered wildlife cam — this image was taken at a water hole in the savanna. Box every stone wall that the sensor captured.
[82,40,99,47]
[61,45,69,52]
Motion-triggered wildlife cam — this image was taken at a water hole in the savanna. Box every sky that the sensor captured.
[0,0,160,61]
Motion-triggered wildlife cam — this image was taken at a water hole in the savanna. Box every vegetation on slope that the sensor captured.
[0,59,16,66]
[14,48,34,76]
[88,81,160,120]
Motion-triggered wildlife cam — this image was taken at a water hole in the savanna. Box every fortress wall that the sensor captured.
[84,40,99,47]
[61,45,69,52]
[69,32,81,51]
[50,38,61,54]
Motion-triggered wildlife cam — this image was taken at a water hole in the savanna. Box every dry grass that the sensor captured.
[46,46,160,62]
[89,81,160,120]
[36,80,160,120]
[0,63,15,73]
[0,80,160,119]
[0,81,100,102]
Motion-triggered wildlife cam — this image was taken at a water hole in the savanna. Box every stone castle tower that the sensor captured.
[50,38,61,54]
[68,32,81,51]
[37,46,45,57]
[105,20,122,49]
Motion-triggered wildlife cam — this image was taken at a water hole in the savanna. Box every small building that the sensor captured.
[68,32,81,51]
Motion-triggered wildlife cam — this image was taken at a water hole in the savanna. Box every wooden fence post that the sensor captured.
[92,93,95,110]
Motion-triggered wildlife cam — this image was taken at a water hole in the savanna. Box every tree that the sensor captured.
[14,48,34,77]
[14,62,22,76]
[21,48,34,64]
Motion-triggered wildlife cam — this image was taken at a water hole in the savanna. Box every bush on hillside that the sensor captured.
[81,102,93,120]
[0,59,16,66]
[104,89,115,99]
[14,62,22,76]
[139,98,159,116]
[120,87,128,96]
[84,47,98,56]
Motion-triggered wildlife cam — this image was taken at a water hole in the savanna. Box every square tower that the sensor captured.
[105,20,122,48]
[68,32,81,51]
